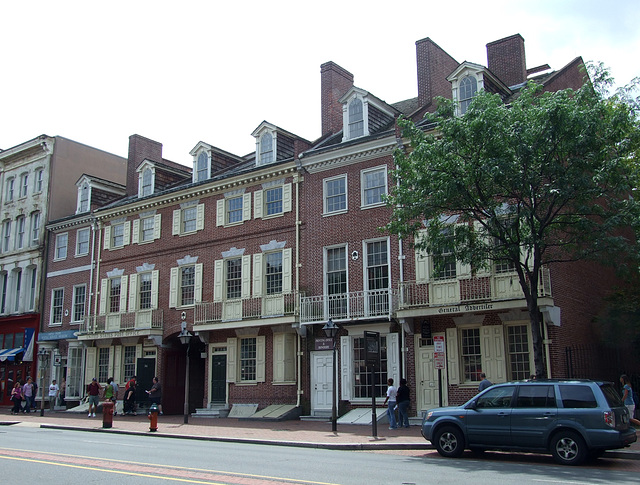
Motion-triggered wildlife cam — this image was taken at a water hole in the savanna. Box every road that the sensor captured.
[0,423,638,484]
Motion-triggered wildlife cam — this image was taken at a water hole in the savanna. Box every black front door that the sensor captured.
[136,358,155,407]
[210,354,226,403]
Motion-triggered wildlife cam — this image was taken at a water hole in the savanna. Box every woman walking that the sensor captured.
[10,382,23,415]
[620,374,640,427]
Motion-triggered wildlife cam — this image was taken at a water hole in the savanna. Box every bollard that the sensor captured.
[148,403,158,432]
[102,400,114,429]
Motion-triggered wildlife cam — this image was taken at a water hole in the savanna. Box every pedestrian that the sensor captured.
[48,379,59,411]
[22,377,34,413]
[620,374,640,427]
[10,381,23,415]
[104,378,115,405]
[478,373,493,392]
[396,378,411,428]
[124,376,137,415]
[32,379,38,411]
[110,378,119,416]
[86,377,101,417]
[383,378,398,429]
[146,376,163,415]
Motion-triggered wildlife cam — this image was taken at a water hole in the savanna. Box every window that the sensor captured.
[0,273,7,313]
[226,258,242,299]
[72,285,86,323]
[265,252,283,295]
[13,269,21,312]
[98,348,109,383]
[5,178,14,202]
[227,196,243,224]
[51,288,64,325]
[67,346,83,398]
[140,168,153,196]
[461,327,482,382]
[34,169,44,193]
[353,335,388,398]
[76,228,90,256]
[15,216,25,249]
[180,266,195,306]
[108,278,121,313]
[558,385,598,409]
[366,240,389,314]
[111,223,124,247]
[348,98,364,138]
[170,261,202,308]
[196,152,208,181]
[19,173,29,197]
[265,187,283,216]
[259,133,273,165]
[183,207,197,233]
[515,385,556,408]
[476,385,515,409]
[140,216,155,242]
[2,220,11,252]
[139,273,153,310]
[459,75,478,114]
[495,258,516,273]
[78,183,89,213]
[362,167,387,207]
[324,176,347,214]
[507,325,531,380]
[55,233,68,260]
[326,246,347,317]
[173,204,204,236]
[30,212,41,245]
[240,337,257,381]
[433,228,456,279]
[123,346,136,381]
[28,267,37,311]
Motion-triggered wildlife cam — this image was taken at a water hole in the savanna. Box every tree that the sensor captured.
[385,68,640,378]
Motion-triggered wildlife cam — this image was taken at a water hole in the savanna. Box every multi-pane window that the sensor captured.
[5,178,14,201]
[240,337,257,381]
[353,335,388,398]
[13,269,21,312]
[139,273,152,310]
[226,258,242,299]
[51,288,64,324]
[98,347,109,383]
[260,133,273,164]
[180,266,195,306]
[123,346,136,381]
[433,228,456,279]
[461,327,482,382]
[507,325,531,380]
[265,252,283,295]
[140,168,153,196]
[324,176,346,213]
[348,98,364,138]
[196,152,208,181]
[362,168,386,206]
[227,196,243,224]
[67,346,83,398]
[72,285,86,322]
[30,212,41,245]
[19,173,29,197]
[35,169,44,193]
[78,184,89,212]
[0,273,7,313]
[108,278,121,313]
[265,187,283,216]
[326,246,347,317]
[495,259,517,273]
[15,216,25,249]
[111,223,124,247]
[55,233,68,260]
[366,241,389,314]
[140,216,155,242]
[28,268,37,311]
[459,75,478,114]
[76,228,90,255]
[182,207,197,233]
[3,220,11,252]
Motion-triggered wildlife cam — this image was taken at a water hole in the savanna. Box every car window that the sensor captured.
[515,385,556,408]
[476,385,515,409]
[558,384,597,408]
[600,383,624,407]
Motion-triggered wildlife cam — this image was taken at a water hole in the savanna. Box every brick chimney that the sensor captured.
[416,37,459,108]
[321,62,354,137]
[486,34,527,88]
[127,134,162,196]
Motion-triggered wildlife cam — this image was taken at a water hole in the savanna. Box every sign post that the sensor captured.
[364,331,380,438]
[433,335,445,407]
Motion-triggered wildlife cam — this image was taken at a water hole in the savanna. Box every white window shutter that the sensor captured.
[473,221,491,276]
[340,335,352,401]
[284,333,296,381]
[194,263,203,303]
[154,214,161,240]
[242,193,251,221]
[128,273,138,312]
[119,275,128,313]
[113,346,123,384]
[282,248,292,292]
[256,335,266,382]
[99,278,108,315]
[216,199,225,226]
[123,221,131,246]
[241,255,251,298]
[252,253,263,297]
[213,260,223,302]
[415,230,429,283]
[172,210,181,235]
[108,346,114,375]
[103,226,111,250]
[387,333,400,383]
[273,334,285,382]
[151,270,159,308]
[283,183,292,213]
[169,267,179,308]
[132,220,140,244]
[446,327,460,385]
[254,190,263,219]
[480,325,506,384]
[85,347,97,384]
[196,204,204,231]
[226,338,237,383]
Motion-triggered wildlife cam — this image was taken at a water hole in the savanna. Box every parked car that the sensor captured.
[421,379,637,465]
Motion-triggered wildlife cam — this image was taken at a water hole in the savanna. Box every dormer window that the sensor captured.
[348,98,364,138]
[78,183,90,213]
[260,133,274,165]
[140,167,153,197]
[196,152,209,182]
[459,75,478,114]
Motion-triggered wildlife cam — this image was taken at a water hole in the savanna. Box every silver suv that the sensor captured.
[421,379,637,465]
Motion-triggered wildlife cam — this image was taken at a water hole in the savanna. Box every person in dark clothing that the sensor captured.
[146,376,163,415]
[396,378,411,428]
[124,377,137,415]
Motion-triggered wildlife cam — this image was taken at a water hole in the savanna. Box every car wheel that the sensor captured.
[550,431,587,465]
[434,426,465,458]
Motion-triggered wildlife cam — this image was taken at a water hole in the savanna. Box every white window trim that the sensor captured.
[323,174,348,216]
[54,232,69,261]
[34,168,44,193]
[360,165,388,209]
[50,287,64,326]
[341,94,369,142]
[133,214,161,244]
[193,151,211,183]
[71,284,87,324]
[75,228,90,256]
[450,68,484,117]
[138,166,156,198]
[19,172,29,198]
[172,204,204,236]
[77,183,91,214]
[254,129,277,166]
[216,194,251,227]
[254,183,292,219]
[323,243,349,298]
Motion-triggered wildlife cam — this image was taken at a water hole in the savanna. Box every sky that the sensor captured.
[1,1,638,166]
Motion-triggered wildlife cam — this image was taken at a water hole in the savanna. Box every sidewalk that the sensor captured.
[1,407,639,459]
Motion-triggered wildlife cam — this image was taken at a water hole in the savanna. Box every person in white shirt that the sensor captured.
[48,380,59,411]
[383,378,398,429]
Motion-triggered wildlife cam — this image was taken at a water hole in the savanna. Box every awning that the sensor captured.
[0,348,24,361]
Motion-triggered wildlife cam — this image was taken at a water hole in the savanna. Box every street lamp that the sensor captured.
[37,348,49,417]
[322,318,339,432]
[178,322,192,424]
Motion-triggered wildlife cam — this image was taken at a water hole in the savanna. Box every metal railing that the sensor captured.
[300,288,396,325]
[194,291,300,325]
[79,309,163,334]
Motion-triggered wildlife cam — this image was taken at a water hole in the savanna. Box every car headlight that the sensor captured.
[426,411,434,420]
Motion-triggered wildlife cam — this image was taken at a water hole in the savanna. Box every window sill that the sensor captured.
[322,209,348,217]
[360,202,386,210]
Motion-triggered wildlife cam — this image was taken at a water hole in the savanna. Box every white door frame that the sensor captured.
[414,332,447,415]
[310,350,334,416]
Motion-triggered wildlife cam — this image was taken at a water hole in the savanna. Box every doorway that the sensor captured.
[311,351,333,416]
[414,333,447,414]
[210,354,227,404]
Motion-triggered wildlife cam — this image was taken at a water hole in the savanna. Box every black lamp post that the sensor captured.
[37,348,49,417]
[178,323,192,424]
[322,318,339,432]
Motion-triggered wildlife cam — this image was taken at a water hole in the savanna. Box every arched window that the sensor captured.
[196,152,208,181]
[141,168,153,196]
[78,183,89,212]
[348,98,364,138]
[459,76,478,114]
[260,133,273,165]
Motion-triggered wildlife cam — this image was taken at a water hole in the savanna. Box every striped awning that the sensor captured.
[0,348,23,361]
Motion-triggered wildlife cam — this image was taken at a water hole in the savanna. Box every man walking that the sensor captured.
[86,377,101,417]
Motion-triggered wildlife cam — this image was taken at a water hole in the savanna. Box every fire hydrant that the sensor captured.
[148,403,159,432]
[102,400,114,429]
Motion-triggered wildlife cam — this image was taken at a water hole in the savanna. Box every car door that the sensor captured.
[466,385,516,447]
[510,384,558,450]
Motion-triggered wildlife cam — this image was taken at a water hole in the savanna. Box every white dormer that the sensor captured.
[447,62,511,116]
[340,87,369,142]
[251,122,277,166]
[75,174,126,214]
[189,141,213,183]
[77,180,90,213]
[136,159,156,198]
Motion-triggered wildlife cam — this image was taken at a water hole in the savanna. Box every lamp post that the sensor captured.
[178,323,192,424]
[37,348,49,417]
[322,318,339,432]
